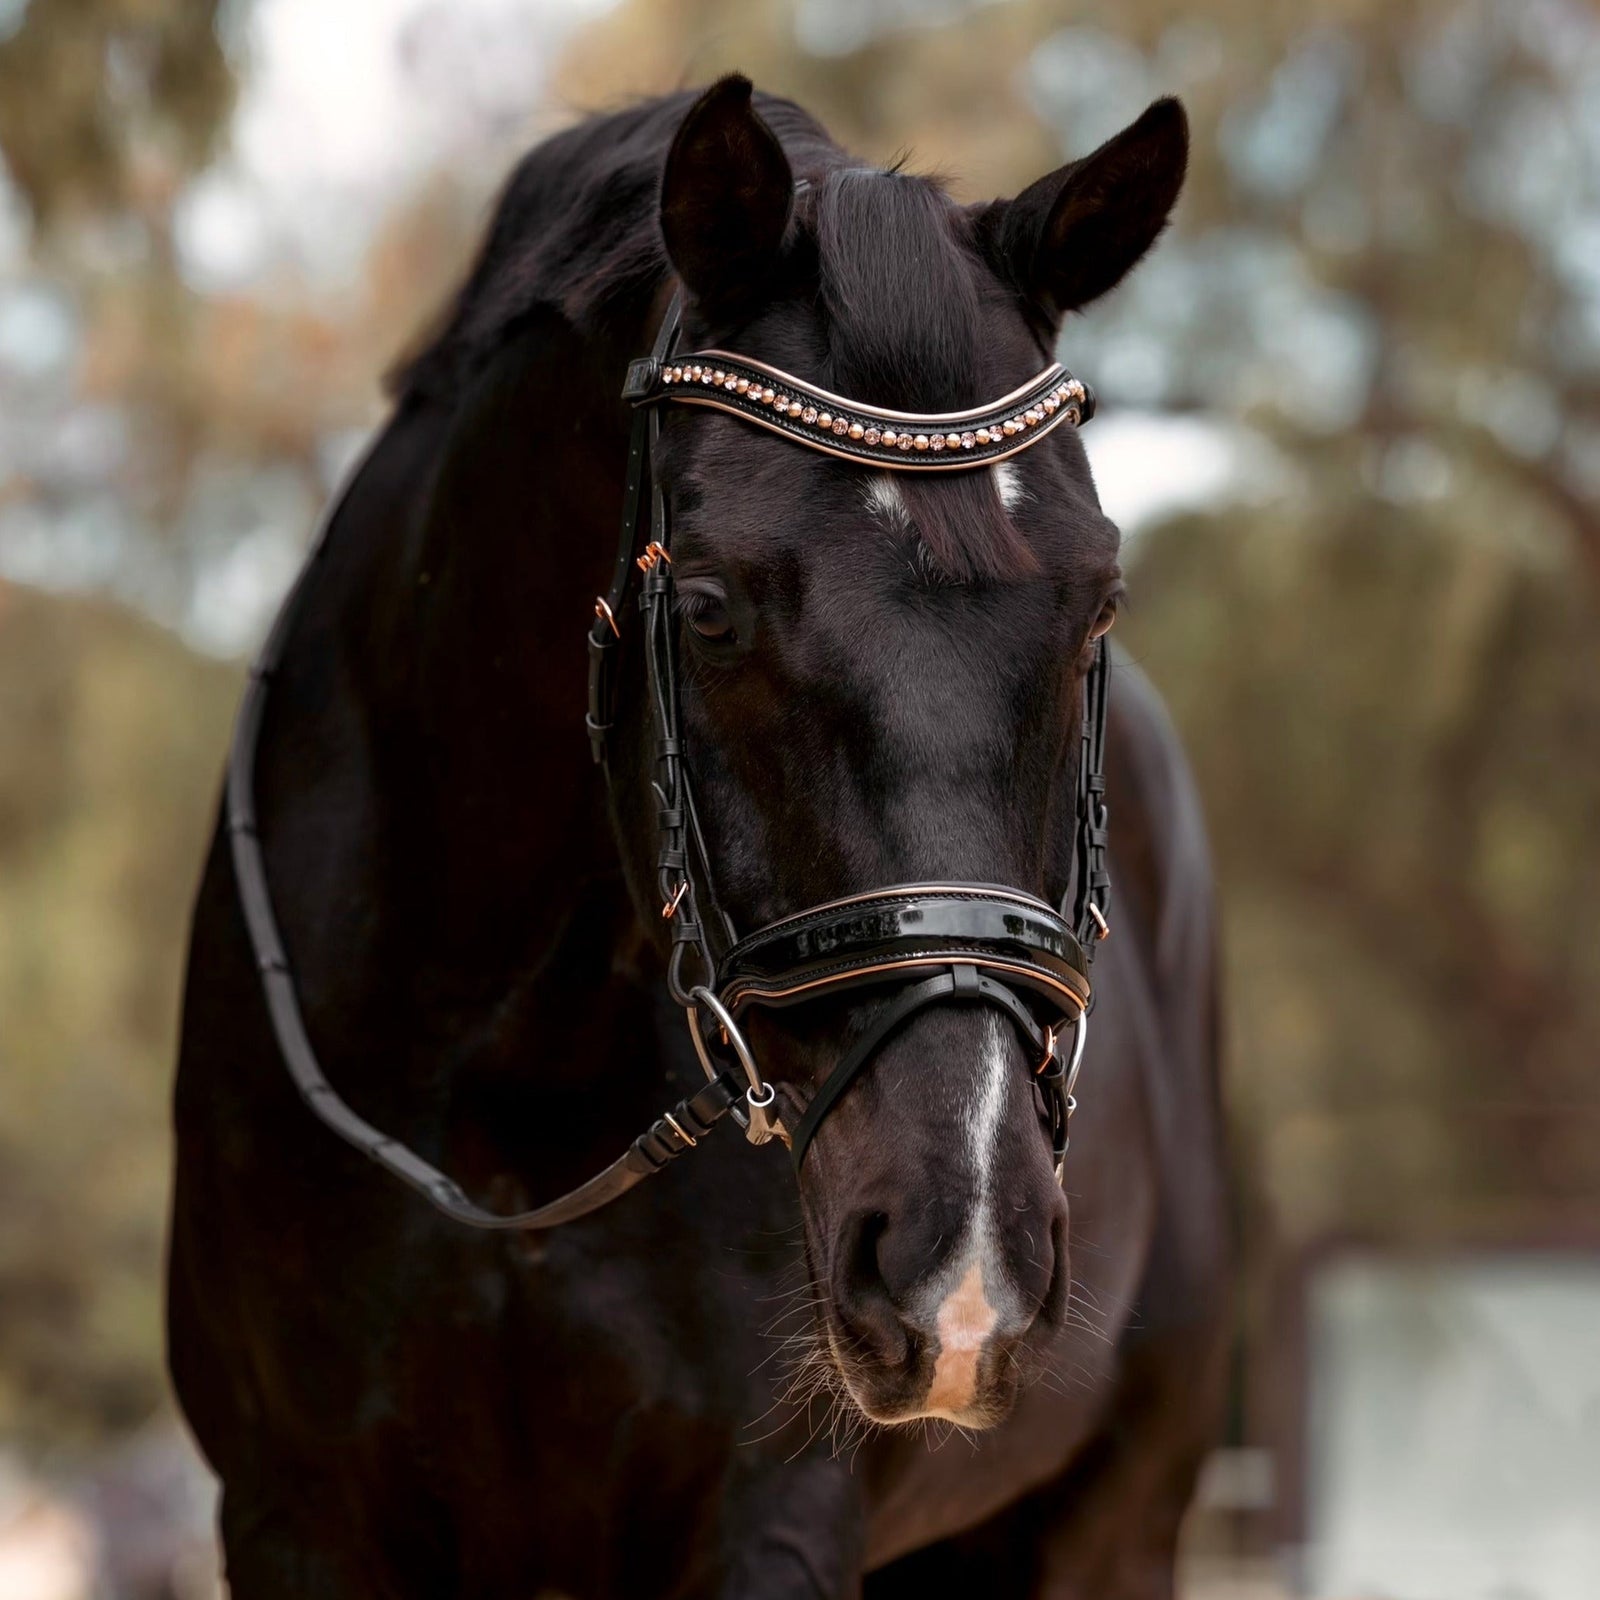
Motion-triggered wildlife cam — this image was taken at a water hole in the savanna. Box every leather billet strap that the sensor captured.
[587,295,684,764]
[717,886,1090,1018]
[1073,637,1112,955]
[623,350,1094,470]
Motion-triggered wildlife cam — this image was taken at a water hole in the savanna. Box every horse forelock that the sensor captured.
[808,169,1039,583]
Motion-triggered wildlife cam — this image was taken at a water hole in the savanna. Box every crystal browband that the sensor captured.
[622,350,1095,470]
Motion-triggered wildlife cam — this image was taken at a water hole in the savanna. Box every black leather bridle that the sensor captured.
[230,290,1111,1230]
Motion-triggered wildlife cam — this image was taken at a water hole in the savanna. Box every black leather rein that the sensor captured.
[229,289,1112,1230]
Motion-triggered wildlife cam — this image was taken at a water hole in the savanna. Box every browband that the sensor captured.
[622,350,1094,470]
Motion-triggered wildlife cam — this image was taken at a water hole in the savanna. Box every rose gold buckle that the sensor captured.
[636,541,672,572]
[661,880,689,919]
[1035,1024,1058,1076]
[1088,903,1109,941]
[594,597,619,637]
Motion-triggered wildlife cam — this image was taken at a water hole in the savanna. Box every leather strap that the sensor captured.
[1070,638,1112,959]
[716,884,1090,1017]
[587,295,683,764]
[786,965,1066,1170]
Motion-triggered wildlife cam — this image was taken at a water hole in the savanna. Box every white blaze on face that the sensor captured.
[922,1010,1011,1420]
[855,465,1029,1419]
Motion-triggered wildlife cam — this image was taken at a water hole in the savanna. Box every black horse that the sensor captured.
[169,78,1231,1598]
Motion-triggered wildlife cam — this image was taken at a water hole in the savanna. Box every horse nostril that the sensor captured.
[851,1210,890,1286]
[1036,1206,1072,1328]
[833,1209,909,1366]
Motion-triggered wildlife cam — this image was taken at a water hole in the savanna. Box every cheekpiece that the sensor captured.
[623,350,1094,470]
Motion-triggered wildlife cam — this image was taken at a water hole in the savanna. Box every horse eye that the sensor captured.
[686,598,736,645]
[1090,600,1118,639]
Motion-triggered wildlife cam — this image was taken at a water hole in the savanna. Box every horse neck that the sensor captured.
[297,307,652,1040]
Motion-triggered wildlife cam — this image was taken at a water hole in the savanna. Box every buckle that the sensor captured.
[685,987,782,1148]
[621,357,661,403]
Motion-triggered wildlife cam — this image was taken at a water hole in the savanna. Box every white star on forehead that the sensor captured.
[861,464,1027,530]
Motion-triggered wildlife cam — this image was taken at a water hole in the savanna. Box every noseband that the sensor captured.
[230,291,1111,1230]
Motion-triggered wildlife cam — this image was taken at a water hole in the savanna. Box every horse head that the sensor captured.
[604,78,1188,1428]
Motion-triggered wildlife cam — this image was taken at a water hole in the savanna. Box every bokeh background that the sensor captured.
[2,1,1598,1595]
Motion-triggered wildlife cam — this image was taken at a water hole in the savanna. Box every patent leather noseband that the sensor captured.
[230,287,1112,1229]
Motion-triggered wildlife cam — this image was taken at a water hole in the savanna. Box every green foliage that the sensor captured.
[1124,496,1600,1421]
[0,584,238,1450]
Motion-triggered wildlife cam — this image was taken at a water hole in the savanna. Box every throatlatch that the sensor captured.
[231,286,1113,1230]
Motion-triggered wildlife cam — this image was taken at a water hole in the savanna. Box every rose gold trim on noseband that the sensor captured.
[721,954,1090,1017]
[742,882,1061,935]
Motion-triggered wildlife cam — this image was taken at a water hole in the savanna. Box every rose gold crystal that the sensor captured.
[865,426,882,445]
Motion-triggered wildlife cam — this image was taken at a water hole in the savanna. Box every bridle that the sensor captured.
[229,289,1111,1231]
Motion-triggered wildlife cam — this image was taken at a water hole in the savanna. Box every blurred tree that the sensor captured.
[0,0,234,235]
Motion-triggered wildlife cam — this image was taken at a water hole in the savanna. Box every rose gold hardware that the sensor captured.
[1088,903,1110,940]
[662,881,689,919]
[1036,1025,1058,1076]
[636,541,672,572]
[594,597,619,637]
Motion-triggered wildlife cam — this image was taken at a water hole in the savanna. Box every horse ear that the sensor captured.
[978,98,1188,326]
[660,76,794,312]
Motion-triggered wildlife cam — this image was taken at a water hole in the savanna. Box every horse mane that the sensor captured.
[390,89,1035,582]
[388,91,835,401]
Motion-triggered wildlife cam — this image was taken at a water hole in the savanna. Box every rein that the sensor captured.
[229,291,1111,1230]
